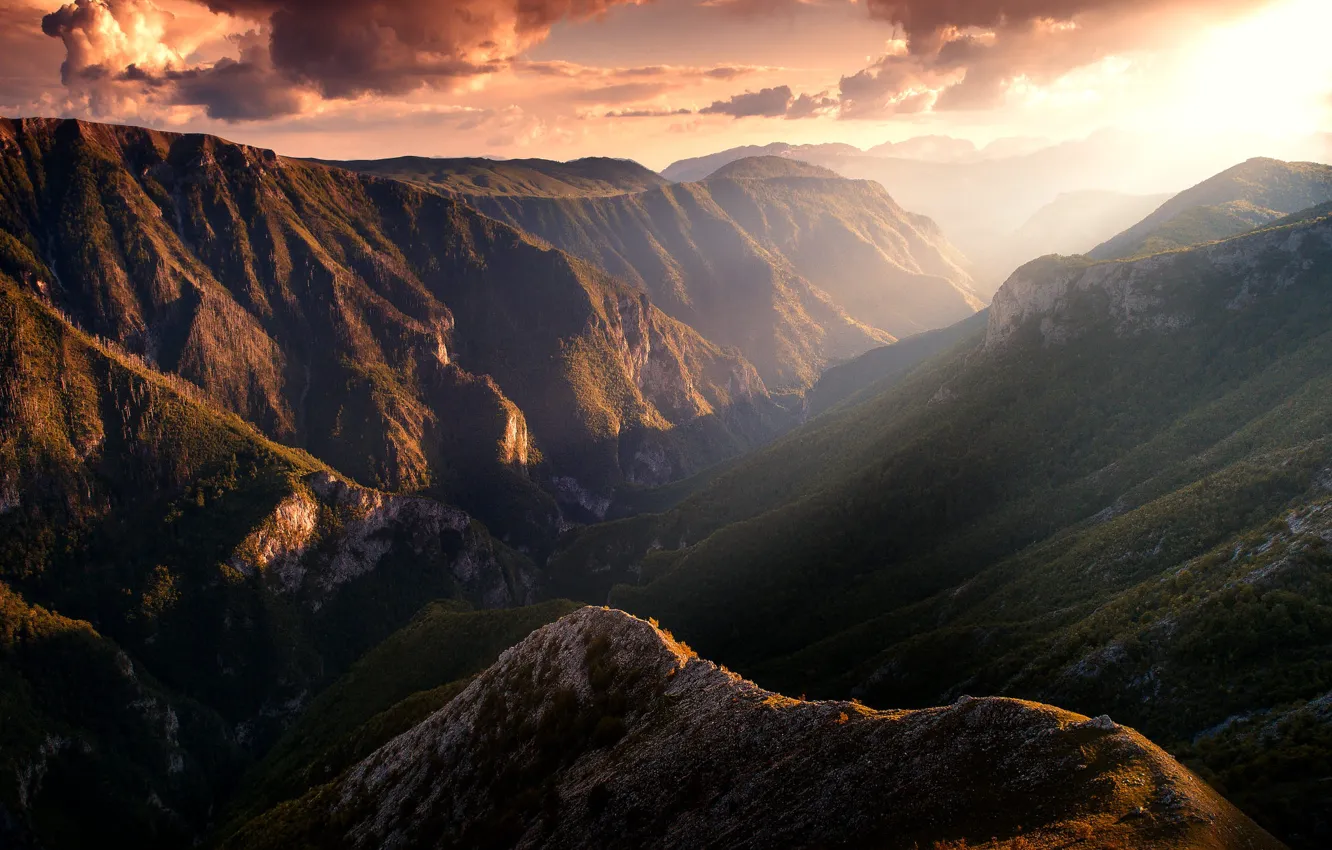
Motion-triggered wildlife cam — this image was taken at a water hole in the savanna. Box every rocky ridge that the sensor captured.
[230,607,1282,850]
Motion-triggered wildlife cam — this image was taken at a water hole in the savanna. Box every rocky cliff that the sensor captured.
[986,213,1332,351]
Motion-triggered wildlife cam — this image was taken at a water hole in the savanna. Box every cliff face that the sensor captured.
[0,117,784,542]
[987,215,1332,350]
[230,607,1282,850]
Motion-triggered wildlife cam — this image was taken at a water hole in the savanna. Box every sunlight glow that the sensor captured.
[1169,0,1332,137]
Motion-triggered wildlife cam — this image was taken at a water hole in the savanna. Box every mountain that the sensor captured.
[956,190,1172,300]
[315,155,667,198]
[0,272,539,845]
[0,117,785,542]
[1090,158,1332,260]
[660,134,1021,182]
[705,155,838,180]
[225,607,1281,850]
[549,204,1332,846]
[659,142,862,183]
[664,138,1332,292]
[424,156,983,388]
[0,576,239,848]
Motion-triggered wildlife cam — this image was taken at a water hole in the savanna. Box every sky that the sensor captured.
[0,0,1329,169]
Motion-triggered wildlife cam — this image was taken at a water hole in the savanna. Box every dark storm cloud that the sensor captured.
[40,0,648,120]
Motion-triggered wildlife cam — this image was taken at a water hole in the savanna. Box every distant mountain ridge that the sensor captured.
[1013,190,1173,255]
[419,155,984,388]
[318,155,667,198]
[1089,158,1332,259]
[659,142,863,182]
[665,134,1332,291]
[706,154,839,180]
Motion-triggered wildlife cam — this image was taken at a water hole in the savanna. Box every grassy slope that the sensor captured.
[1090,158,1332,260]
[546,213,1332,846]
[804,310,989,418]
[0,272,312,844]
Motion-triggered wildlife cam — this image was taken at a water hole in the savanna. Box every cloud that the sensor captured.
[688,83,836,119]
[700,0,844,16]
[684,0,1274,122]
[515,60,770,82]
[28,0,1280,129]
[150,30,310,119]
[678,84,836,120]
[40,0,649,120]
[571,81,672,104]
[604,107,693,117]
[786,91,837,118]
[700,85,793,117]
[836,0,1273,116]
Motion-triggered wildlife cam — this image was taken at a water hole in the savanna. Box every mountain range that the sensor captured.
[0,117,806,548]
[666,131,1332,290]
[2,115,1330,850]
[331,153,982,390]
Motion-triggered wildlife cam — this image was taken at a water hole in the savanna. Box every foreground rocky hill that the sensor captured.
[228,607,1281,850]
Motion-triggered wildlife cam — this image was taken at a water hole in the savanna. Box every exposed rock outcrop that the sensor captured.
[229,471,538,607]
[987,215,1332,351]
